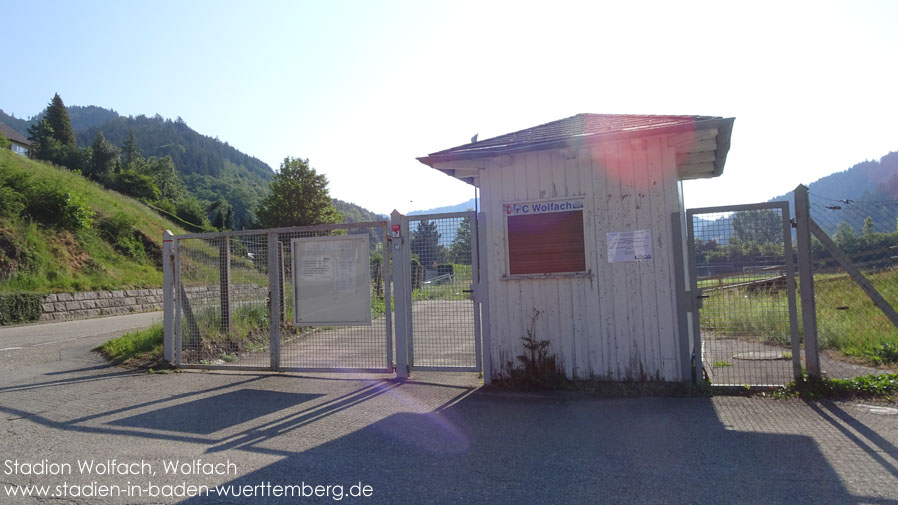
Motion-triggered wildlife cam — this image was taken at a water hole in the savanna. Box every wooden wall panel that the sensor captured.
[480,135,686,382]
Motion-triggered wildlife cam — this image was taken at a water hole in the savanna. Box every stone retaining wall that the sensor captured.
[38,284,269,322]
[40,289,164,322]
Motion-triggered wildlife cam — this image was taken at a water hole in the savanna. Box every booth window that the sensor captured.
[507,210,586,275]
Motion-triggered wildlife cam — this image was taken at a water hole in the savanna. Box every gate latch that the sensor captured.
[695,289,708,309]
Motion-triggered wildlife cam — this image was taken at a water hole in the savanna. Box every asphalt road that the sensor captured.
[1,313,897,504]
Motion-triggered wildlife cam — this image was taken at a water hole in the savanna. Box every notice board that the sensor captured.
[503,198,586,275]
[291,235,371,326]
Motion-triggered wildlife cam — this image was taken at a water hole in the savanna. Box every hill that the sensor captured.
[768,151,898,210]
[1,106,274,229]
[409,198,477,215]
[690,150,898,241]
[0,149,186,293]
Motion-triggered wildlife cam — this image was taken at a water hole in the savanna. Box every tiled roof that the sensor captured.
[0,122,30,145]
[420,113,730,162]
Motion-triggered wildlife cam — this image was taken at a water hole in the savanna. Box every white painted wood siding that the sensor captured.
[479,135,685,381]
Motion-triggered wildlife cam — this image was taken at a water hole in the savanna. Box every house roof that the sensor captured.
[417,113,735,184]
[0,122,30,146]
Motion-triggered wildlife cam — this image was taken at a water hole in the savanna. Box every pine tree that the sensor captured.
[88,131,119,181]
[121,130,141,170]
[26,118,60,161]
[448,215,473,264]
[410,219,446,266]
[254,157,342,228]
[213,209,225,230]
[224,207,235,230]
[45,93,76,148]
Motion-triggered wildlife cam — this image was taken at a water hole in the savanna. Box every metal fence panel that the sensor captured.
[176,232,271,368]
[172,222,391,372]
[406,212,480,370]
[275,222,391,372]
[687,203,798,386]
[807,194,898,378]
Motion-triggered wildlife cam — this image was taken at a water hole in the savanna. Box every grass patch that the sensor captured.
[786,372,898,400]
[0,149,186,294]
[713,360,732,367]
[699,267,898,367]
[95,323,165,368]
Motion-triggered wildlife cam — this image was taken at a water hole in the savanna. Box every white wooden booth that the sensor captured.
[418,114,735,382]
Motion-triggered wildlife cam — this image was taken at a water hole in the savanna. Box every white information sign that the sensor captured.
[607,229,653,262]
[291,235,371,325]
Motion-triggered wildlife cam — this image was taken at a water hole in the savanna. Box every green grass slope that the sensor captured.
[0,149,186,293]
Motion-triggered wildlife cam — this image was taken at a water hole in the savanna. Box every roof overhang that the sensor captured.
[418,117,734,185]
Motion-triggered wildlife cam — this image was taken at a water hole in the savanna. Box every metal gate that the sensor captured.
[163,221,393,373]
[686,202,801,386]
[391,211,483,375]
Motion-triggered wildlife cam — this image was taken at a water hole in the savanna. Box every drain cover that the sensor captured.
[733,351,788,361]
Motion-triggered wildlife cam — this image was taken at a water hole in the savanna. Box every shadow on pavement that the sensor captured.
[181,392,863,505]
[110,389,323,435]
[809,400,898,480]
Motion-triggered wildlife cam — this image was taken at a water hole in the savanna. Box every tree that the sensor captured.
[410,219,446,266]
[731,209,782,244]
[142,156,184,201]
[254,157,342,228]
[27,118,60,161]
[88,131,119,181]
[224,207,234,230]
[121,130,141,170]
[0,131,10,150]
[862,216,875,237]
[45,93,76,148]
[834,222,858,253]
[448,215,473,264]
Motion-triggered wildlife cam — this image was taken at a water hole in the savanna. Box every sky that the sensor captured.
[3,0,898,215]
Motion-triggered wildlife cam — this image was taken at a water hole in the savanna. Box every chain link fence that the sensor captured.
[407,213,479,370]
[174,222,391,371]
[177,232,270,368]
[689,203,799,386]
[275,223,390,371]
[808,193,898,376]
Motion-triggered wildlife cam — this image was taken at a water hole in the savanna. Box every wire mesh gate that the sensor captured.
[400,211,482,372]
[686,202,801,386]
[167,221,392,372]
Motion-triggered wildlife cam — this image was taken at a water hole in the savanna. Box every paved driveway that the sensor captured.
[1,314,898,504]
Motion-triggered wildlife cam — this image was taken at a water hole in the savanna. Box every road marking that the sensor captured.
[0,330,147,351]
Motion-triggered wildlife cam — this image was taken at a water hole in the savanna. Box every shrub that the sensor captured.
[175,198,211,229]
[98,212,145,259]
[108,170,160,201]
[0,186,25,218]
[0,292,43,325]
[23,181,94,231]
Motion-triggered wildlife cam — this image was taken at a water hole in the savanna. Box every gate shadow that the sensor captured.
[181,393,866,505]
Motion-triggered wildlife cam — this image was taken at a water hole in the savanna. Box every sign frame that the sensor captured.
[291,234,372,326]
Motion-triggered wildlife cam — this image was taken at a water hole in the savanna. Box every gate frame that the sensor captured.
[394,210,484,374]
[163,221,393,373]
[685,201,801,384]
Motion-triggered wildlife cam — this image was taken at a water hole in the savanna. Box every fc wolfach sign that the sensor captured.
[504,199,584,216]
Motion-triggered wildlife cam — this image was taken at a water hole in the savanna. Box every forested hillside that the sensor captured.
[768,151,898,211]
[3,101,396,235]
[1,106,273,229]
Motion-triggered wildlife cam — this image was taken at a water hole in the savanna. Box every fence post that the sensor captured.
[794,184,821,378]
[163,230,175,363]
[391,210,409,379]
[476,210,492,385]
[219,236,232,334]
[268,231,281,371]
